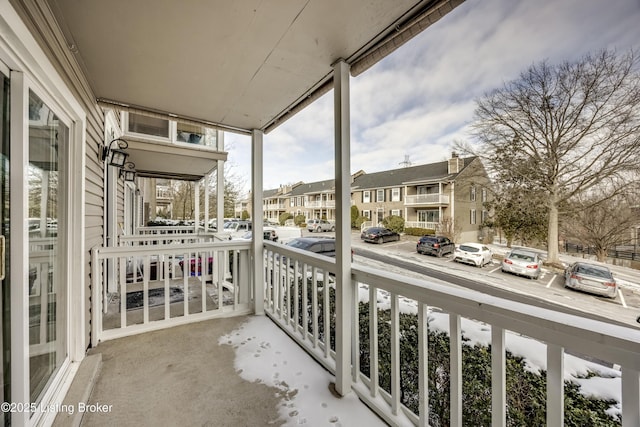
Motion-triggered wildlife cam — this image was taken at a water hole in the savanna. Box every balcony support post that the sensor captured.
[546,344,564,427]
[333,58,352,396]
[216,130,225,232]
[251,129,265,315]
[194,179,200,232]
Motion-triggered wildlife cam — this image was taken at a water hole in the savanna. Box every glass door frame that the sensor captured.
[3,36,86,427]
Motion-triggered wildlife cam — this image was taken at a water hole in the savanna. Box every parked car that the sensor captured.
[285,237,353,261]
[307,219,335,233]
[235,227,279,242]
[453,243,493,267]
[361,227,400,244]
[416,235,454,257]
[501,249,541,279]
[564,262,617,298]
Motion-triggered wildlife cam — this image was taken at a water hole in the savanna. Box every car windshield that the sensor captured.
[223,222,236,229]
[459,245,479,252]
[240,231,252,239]
[575,265,612,279]
[287,239,310,249]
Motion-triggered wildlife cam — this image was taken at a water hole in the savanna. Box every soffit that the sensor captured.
[47,0,463,134]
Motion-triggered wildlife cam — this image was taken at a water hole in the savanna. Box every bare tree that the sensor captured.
[468,50,640,264]
[563,189,640,262]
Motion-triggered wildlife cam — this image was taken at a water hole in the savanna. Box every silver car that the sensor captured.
[564,262,617,298]
[501,249,541,279]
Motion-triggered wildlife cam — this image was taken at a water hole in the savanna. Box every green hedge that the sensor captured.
[404,227,436,236]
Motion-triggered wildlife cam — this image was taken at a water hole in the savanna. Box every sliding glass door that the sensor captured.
[27,90,68,405]
[0,64,10,427]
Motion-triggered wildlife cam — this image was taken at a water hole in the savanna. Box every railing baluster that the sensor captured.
[285,255,291,322]
[369,285,378,398]
[120,256,126,327]
[294,259,299,331]
[279,251,285,319]
[143,255,150,324]
[450,313,462,427]
[491,326,506,427]
[418,302,429,427]
[312,266,318,347]
[351,278,359,382]
[546,344,564,427]
[302,263,308,340]
[183,252,189,316]
[390,292,400,415]
[233,250,239,309]
[324,270,330,358]
[201,250,207,313]
[622,367,640,427]
[164,254,170,320]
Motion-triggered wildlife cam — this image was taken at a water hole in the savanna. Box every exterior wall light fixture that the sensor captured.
[120,161,137,182]
[102,137,130,167]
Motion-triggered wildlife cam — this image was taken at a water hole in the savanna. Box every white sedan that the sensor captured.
[453,243,493,267]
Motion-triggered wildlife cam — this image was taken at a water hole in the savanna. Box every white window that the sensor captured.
[363,191,371,203]
[363,210,371,219]
[481,187,487,202]
[470,209,477,225]
[391,209,401,217]
[481,210,488,223]
[128,112,170,138]
[470,185,476,202]
[391,187,400,202]
[377,189,385,202]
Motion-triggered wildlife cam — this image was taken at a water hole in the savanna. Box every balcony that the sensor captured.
[305,200,336,209]
[77,228,640,427]
[265,203,287,211]
[405,194,450,205]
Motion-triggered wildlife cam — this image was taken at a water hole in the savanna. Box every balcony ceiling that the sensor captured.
[47,0,463,134]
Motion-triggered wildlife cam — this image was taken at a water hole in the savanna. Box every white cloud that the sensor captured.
[226,0,640,192]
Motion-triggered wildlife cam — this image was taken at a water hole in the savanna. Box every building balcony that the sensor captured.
[265,203,287,211]
[70,229,640,427]
[305,200,336,209]
[404,194,450,205]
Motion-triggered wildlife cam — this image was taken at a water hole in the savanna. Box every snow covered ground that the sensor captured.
[219,316,387,427]
[221,300,623,425]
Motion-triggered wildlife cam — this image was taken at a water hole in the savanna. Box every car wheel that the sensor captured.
[331,226,335,232]
[377,237,383,244]
[436,249,442,258]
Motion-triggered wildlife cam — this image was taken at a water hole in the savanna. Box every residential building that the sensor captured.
[262,154,491,242]
[263,183,301,223]
[353,154,489,244]
[1,2,638,427]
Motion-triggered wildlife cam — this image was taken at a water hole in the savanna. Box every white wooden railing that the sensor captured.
[404,194,450,205]
[91,241,252,344]
[305,200,336,209]
[404,221,439,231]
[262,241,640,427]
[135,225,205,234]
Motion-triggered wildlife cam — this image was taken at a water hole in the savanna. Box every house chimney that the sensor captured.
[448,152,462,174]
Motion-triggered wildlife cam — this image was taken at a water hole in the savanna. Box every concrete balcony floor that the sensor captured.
[62,315,385,427]
[80,316,281,426]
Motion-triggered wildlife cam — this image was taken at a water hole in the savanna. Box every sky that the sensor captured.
[224,0,640,194]
[220,244,629,425]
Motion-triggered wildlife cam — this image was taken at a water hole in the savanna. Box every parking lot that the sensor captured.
[300,228,640,327]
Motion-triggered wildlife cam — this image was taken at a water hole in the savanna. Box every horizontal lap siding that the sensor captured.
[12,0,106,348]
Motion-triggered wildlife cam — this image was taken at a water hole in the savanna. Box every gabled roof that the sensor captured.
[351,157,475,190]
[263,188,281,199]
[290,179,335,196]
